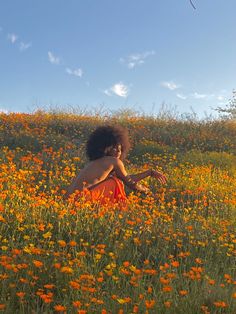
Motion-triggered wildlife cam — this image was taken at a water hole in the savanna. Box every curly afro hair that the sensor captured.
[86,125,131,161]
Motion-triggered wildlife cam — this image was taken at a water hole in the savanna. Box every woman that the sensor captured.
[66,125,167,204]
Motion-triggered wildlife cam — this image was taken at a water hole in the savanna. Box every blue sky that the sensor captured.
[0,0,235,118]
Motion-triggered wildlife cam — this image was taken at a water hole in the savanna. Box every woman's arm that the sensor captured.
[129,169,167,185]
[129,169,152,183]
[113,158,150,193]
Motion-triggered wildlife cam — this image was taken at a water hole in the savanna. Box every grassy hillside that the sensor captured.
[1,111,236,154]
[0,111,235,313]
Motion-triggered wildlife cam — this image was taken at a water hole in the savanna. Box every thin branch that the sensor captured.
[190,0,196,9]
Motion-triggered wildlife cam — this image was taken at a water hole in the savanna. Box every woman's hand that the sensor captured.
[151,169,167,185]
[136,183,150,194]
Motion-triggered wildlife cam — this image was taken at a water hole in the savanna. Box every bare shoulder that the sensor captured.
[103,156,123,166]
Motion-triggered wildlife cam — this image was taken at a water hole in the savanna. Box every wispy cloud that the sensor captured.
[177,93,187,100]
[66,67,83,77]
[7,33,18,44]
[6,32,31,51]
[19,41,32,51]
[216,95,225,101]
[0,27,3,32]
[215,90,229,103]
[176,91,228,102]
[161,81,180,90]
[104,82,129,98]
[120,50,155,69]
[48,51,60,64]
[192,92,209,99]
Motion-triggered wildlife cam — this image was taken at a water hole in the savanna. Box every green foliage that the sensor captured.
[129,140,175,164]
[180,150,236,174]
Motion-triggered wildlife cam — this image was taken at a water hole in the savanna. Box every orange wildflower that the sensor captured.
[191,267,203,273]
[143,269,157,275]
[166,272,176,279]
[164,301,171,308]
[0,215,6,223]
[208,279,215,285]
[213,301,227,308]
[160,277,170,285]
[73,301,82,308]
[70,281,80,290]
[69,240,77,247]
[40,294,53,304]
[120,268,130,275]
[224,274,231,279]
[179,290,188,296]
[117,297,131,304]
[12,249,22,255]
[147,286,152,293]
[186,225,193,231]
[97,277,104,282]
[44,284,55,289]
[171,260,180,267]
[54,305,66,312]
[159,263,169,270]
[58,240,67,247]
[201,305,210,314]
[123,261,130,267]
[145,300,155,309]
[20,278,28,284]
[162,286,172,292]
[0,304,6,310]
[38,223,45,231]
[33,260,43,268]
[78,251,86,257]
[16,292,25,298]
[195,258,203,264]
[60,266,73,274]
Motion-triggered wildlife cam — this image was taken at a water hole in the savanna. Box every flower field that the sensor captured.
[0,112,235,313]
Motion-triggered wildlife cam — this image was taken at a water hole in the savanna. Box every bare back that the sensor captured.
[66,156,127,196]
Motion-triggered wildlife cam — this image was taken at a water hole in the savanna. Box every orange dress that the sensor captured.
[89,176,127,205]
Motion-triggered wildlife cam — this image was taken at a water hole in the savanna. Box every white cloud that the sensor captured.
[120,50,155,69]
[66,67,83,77]
[177,93,187,100]
[19,42,32,51]
[7,33,18,44]
[216,95,225,101]
[161,81,180,90]
[192,92,208,99]
[104,82,129,98]
[48,51,60,64]
[215,90,229,102]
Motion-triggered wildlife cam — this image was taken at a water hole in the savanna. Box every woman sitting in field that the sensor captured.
[66,125,167,204]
